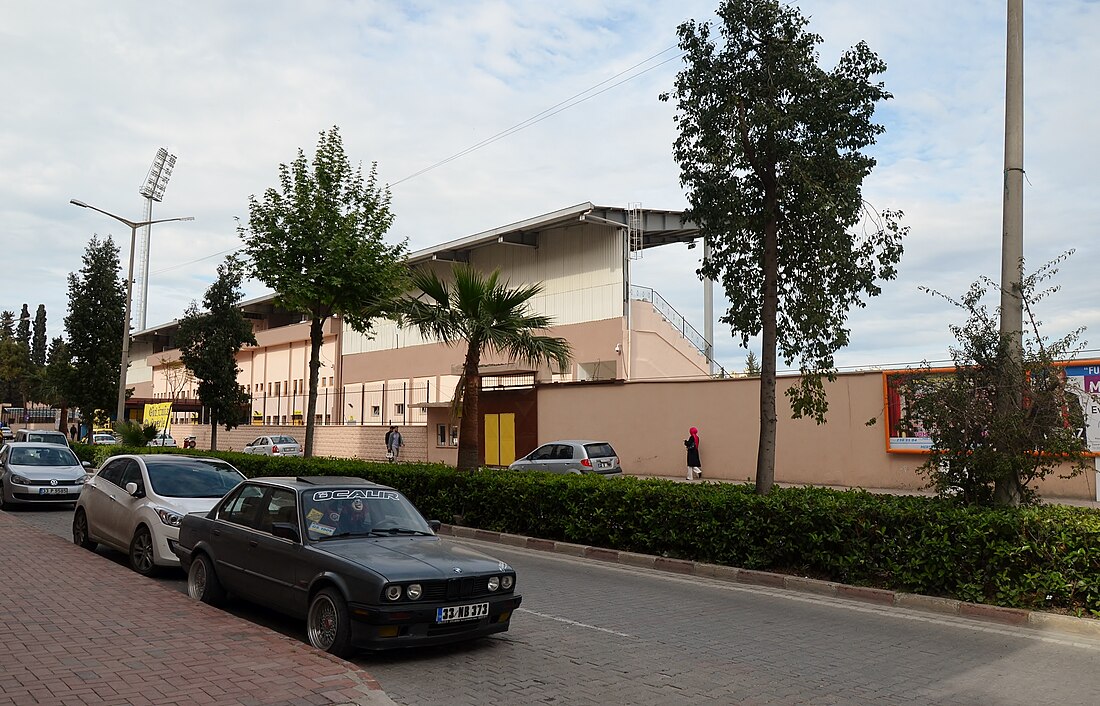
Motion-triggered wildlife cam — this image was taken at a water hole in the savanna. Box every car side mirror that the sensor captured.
[125,481,144,498]
[428,519,441,532]
[82,461,92,468]
[271,522,300,542]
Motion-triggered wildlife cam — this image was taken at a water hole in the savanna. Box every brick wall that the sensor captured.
[175,424,428,463]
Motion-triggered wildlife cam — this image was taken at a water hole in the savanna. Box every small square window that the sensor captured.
[394,403,405,416]
[370,405,380,417]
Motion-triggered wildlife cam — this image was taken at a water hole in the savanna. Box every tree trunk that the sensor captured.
[755,174,780,496]
[993,469,1022,506]
[304,317,324,458]
[456,342,482,471]
[57,404,68,434]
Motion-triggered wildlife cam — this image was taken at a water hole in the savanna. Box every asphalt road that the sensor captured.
[11,505,1100,705]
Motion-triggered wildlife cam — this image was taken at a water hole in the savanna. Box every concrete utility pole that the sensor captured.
[999,0,1024,355]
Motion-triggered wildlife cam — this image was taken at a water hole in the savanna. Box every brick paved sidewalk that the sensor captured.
[0,512,395,706]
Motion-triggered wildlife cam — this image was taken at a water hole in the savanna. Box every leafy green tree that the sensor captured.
[65,235,125,428]
[0,312,14,340]
[399,264,572,471]
[661,0,906,494]
[16,304,30,351]
[241,126,408,456]
[744,350,761,376]
[0,339,32,408]
[36,338,74,433]
[176,256,257,451]
[897,253,1091,506]
[112,420,159,447]
[31,305,47,367]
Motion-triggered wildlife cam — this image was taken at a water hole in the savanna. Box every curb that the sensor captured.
[440,524,1100,640]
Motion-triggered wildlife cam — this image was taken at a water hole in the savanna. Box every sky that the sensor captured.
[2,0,1098,376]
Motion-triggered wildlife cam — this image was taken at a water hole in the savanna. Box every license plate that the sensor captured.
[38,487,69,495]
[598,460,611,468]
[436,602,489,623]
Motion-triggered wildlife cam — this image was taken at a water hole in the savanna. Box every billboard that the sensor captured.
[882,361,1100,456]
[143,402,173,435]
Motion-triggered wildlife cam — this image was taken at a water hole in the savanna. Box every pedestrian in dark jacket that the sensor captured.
[685,426,701,480]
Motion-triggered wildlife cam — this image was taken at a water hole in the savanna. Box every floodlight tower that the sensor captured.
[135,148,177,331]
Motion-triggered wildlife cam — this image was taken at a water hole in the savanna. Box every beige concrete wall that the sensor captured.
[628,300,711,381]
[177,423,427,464]
[535,371,1097,500]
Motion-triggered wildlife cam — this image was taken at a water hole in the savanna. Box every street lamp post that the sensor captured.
[69,199,194,424]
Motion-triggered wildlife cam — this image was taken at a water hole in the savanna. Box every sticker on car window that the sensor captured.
[328,512,340,522]
[309,521,336,537]
[312,489,400,501]
[306,509,323,522]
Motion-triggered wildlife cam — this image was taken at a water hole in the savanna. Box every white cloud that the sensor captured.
[1,0,1098,376]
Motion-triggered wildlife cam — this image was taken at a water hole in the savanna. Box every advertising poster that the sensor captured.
[142,402,174,435]
[883,362,1100,456]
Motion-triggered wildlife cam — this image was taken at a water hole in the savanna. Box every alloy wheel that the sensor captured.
[308,595,338,650]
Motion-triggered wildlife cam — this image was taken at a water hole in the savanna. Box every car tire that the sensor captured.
[0,481,7,511]
[72,508,97,550]
[187,553,226,606]
[307,588,353,658]
[128,526,159,577]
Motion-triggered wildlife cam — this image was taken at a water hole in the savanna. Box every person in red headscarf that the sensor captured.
[684,427,701,480]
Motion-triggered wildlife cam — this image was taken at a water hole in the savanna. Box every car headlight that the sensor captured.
[487,576,500,591]
[501,575,514,590]
[406,583,422,600]
[77,474,90,484]
[154,507,184,527]
[10,474,31,485]
[384,585,403,601]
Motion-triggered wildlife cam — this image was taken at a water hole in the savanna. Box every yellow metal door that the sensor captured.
[499,413,515,466]
[483,413,515,466]
[484,414,500,466]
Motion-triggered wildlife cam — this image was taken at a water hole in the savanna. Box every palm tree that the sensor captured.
[400,264,572,471]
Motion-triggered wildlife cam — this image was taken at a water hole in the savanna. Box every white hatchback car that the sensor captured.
[0,442,91,509]
[73,454,245,575]
[148,431,177,447]
[242,435,302,456]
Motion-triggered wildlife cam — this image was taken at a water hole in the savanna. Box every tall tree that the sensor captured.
[16,304,31,351]
[176,255,258,451]
[31,305,47,367]
[0,312,14,340]
[65,235,125,428]
[661,0,906,494]
[0,339,32,408]
[36,337,74,433]
[241,126,409,457]
[399,264,572,471]
[898,254,1091,506]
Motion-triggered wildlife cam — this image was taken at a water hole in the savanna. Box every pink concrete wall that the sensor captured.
[535,371,1097,500]
[177,424,426,464]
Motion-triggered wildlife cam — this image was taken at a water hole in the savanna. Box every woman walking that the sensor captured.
[685,426,701,480]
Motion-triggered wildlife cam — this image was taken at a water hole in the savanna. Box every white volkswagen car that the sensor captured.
[0,442,91,509]
[73,454,244,575]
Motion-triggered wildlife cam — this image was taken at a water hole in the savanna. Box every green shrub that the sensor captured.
[86,447,1100,616]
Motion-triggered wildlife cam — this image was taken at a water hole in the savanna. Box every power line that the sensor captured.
[389,45,683,187]
[149,45,686,278]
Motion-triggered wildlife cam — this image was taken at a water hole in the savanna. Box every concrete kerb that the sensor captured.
[440,524,1100,640]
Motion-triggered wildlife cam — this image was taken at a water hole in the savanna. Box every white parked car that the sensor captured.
[73,454,245,575]
[242,435,302,456]
[148,431,177,447]
[0,442,91,509]
[92,433,120,445]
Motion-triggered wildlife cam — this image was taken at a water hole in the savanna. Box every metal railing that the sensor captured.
[630,285,728,377]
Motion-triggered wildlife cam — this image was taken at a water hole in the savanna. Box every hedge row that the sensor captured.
[79,444,1100,616]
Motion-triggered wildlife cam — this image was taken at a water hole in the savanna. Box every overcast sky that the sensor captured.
[3,1,1098,375]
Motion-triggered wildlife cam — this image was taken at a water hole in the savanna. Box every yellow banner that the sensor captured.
[143,402,173,434]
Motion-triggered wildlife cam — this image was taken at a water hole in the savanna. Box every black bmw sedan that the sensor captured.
[174,475,521,657]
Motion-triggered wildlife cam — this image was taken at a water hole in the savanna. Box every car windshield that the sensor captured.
[27,433,67,445]
[301,488,432,541]
[144,459,245,498]
[9,447,80,467]
[584,443,616,458]
[271,436,297,445]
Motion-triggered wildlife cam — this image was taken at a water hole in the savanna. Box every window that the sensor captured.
[370,405,381,417]
[450,426,458,446]
[257,489,298,535]
[219,484,266,527]
[394,403,405,416]
[97,459,129,487]
[436,424,447,446]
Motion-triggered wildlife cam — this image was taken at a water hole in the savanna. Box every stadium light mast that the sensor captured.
[135,148,178,331]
